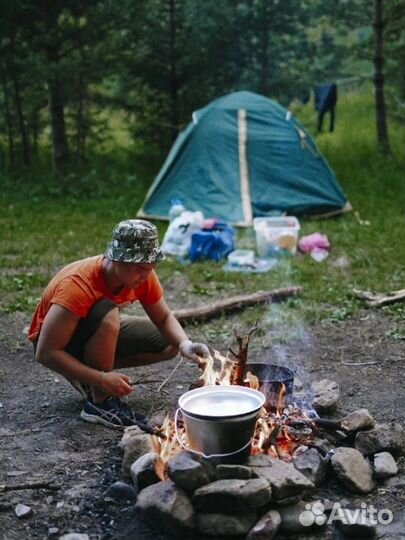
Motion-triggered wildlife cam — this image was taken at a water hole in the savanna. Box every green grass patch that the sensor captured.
[0,87,404,324]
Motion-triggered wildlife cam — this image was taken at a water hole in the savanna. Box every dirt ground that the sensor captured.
[1,303,404,540]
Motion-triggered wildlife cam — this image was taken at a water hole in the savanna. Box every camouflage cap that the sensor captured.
[105,219,164,264]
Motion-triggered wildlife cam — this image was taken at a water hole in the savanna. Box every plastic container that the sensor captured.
[253,216,300,257]
[168,198,185,222]
[227,249,255,267]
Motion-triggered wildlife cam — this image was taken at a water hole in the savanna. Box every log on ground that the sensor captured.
[172,286,302,324]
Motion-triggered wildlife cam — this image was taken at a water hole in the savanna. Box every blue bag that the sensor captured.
[189,222,235,262]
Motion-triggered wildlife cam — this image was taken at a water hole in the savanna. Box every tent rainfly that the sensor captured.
[138,91,351,226]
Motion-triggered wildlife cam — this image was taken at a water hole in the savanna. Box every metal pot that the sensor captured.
[178,385,265,464]
[245,363,294,411]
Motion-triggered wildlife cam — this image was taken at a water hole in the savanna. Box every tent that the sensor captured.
[138,91,351,226]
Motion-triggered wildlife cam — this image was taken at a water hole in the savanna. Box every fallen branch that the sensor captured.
[0,480,61,492]
[172,286,303,324]
[353,288,405,308]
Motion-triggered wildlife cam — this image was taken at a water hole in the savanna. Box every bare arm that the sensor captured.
[142,298,209,362]
[35,304,104,386]
[141,297,188,347]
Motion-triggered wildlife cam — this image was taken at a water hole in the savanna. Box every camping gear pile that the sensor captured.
[161,210,235,262]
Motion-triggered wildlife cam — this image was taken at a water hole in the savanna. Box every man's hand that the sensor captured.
[99,371,133,398]
[179,339,210,363]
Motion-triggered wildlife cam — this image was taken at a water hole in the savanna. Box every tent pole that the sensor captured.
[238,109,253,226]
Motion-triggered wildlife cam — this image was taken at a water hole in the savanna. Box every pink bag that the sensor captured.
[298,233,330,254]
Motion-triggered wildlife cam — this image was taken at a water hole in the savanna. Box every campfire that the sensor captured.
[116,327,403,539]
[152,348,318,466]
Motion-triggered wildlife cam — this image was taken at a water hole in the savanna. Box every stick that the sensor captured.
[172,287,302,324]
[0,481,61,492]
[353,288,405,308]
[157,356,183,392]
[130,379,163,386]
[231,322,258,385]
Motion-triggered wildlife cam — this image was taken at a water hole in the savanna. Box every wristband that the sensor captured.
[99,370,105,387]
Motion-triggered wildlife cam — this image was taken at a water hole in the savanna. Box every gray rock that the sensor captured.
[355,423,404,455]
[121,428,153,477]
[246,455,273,468]
[48,527,59,536]
[377,510,405,539]
[293,447,327,486]
[192,478,271,513]
[14,503,32,519]
[374,452,398,479]
[197,511,257,537]
[308,437,335,455]
[311,379,339,413]
[167,451,215,494]
[119,425,149,449]
[251,457,314,499]
[130,452,164,491]
[331,447,375,494]
[340,409,375,432]
[121,432,152,478]
[336,510,377,538]
[271,494,303,507]
[103,481,137,503]
[246,509,281,540]
[135,480,195,534]
[216,464,252,480]
[278,500,327,534]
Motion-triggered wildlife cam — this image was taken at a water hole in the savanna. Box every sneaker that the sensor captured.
[118,397,149,425]
[80,398,140,429]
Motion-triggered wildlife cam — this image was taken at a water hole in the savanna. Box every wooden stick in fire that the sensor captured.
[229,321,259,385]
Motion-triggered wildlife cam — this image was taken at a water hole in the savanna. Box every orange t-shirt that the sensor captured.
[28,255,163,342]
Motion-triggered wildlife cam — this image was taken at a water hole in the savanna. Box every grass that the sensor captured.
[0,86,404,325]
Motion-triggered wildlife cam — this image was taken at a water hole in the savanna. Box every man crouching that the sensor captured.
[28,219,209,429]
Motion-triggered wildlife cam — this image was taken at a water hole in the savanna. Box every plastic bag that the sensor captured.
[298,233,330,253]
[189,222,235,262]
[161,211,204,257]
[298,232,330,262]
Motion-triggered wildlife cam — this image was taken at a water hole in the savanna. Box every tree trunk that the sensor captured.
[47,48,69,170]
[31,109,39,156]
[12,72,30,166]
[373,0,390,152]
[259,4,270,95]
[75,69,86,164]
[168,0,179,142]
[1,73,15,167]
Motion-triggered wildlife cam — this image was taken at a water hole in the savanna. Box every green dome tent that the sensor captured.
[138,91,351,226]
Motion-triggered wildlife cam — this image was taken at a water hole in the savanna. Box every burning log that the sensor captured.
[172,287,303,324]
[229,322,258,385]
[313,418,349,433]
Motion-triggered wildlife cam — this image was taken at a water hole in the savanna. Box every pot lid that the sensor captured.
[179,385,265,418]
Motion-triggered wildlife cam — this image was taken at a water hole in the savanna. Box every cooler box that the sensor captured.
[253,217,300,257]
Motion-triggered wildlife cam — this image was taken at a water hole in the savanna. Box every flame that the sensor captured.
[197,349,238,386]
[153,351,316,466]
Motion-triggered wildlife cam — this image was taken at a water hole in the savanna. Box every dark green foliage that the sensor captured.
[0,0,402,173]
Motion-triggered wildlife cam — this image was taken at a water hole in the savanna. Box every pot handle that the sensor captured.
[174,408,252,460]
